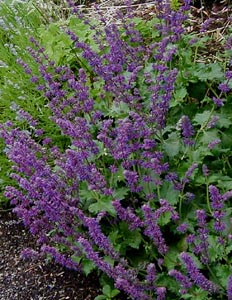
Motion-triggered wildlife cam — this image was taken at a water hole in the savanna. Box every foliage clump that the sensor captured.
[0,0,232,299]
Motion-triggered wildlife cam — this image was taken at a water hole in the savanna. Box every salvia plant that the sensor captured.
[0,0,232,299]
[0,0,71,204]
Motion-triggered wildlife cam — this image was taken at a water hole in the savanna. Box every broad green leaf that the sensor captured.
[192,147,212,162]
[109,101,130,118]
[88,197,116,216]
[94,296,106,300]
[163,247,179,269]
[163,132,180,158]
[193,62,224,81]
[199,130,219,146]
[174,86,188,101]
[193,111,211,126]
[111,289,120,297]
[157,211,171,226]
[102,285,112,297]
[217,115,232,128]
[82,258,96,276]
[214,265,231,287]
[71,255,82,264]
[112,187,129,200]
[119,223,142,249]
[160,181,179,205]
[128,231,142,249]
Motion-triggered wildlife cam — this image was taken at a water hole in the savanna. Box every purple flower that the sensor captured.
[169,269,193,289]
[225,70,232,80]
[202,164,210,177]
[142,204,168,254]
[227,275,232,300]
[41,245,81,271]
[145,263,156,291]
[30,75,39,83]
[176,223,188,233]
[42,138,52,145]
[218,83,230,93]
[209,185,224,210]
[212,97,224,107]
[21,248,40,261]
[207,115,219,129]
[182,163,198,184]
[214,220,226,232]
[123,170,139,185]
[185,192,195,203]
[180,252,218,293]
[115,278,148,300]
[113,200,144,230]
[222,190,232,201]
[179,115,195,145]
[78,237,114,276]
[165,172,178,182]
[156,287,166,300]
[195,210,209,263]
[208,139,221,149]
[83,216,120,260]
[200,18,214,32]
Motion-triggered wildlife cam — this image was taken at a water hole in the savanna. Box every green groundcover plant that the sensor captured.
[0,0,71,205]
[0,0,232,299]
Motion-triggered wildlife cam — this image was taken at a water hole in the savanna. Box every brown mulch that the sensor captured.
[0,211,101,300]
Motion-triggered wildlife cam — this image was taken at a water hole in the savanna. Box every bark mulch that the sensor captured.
[0,211,101,300]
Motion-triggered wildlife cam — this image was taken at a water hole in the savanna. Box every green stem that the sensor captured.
[157,185,161,200]
[193,105,215,150]
[205,180,212,215]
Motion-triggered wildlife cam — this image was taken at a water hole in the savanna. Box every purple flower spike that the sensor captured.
[142,204,168,255]
[169,269,193,289]
[209,185,224,210]
[179,115,195,145]
[227,275,232,300]
[180,252,218,293]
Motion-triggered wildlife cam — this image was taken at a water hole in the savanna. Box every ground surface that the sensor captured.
[0,211,101,300]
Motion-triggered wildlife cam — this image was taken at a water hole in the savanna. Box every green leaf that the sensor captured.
[157,211,171,226]
[71,255,82,264]
[160,181,179,205]
[163,132,181,158]
[109,101,130,118]
[112,187,129,200]
[102,285,112,297]
[193,62,224,81]
[94,295,107,300]
[119,223,142,249]
[199,130,219,146]
[163,247,179,270]
[174,86,188,101]
[110,289,120,298]
[193,111,211,126]
[192,147,212,162]
[128,231,142,249]
[88,196,116,216]
[214,265,231,287]
[217,114,232,129]
[82,258,96,276]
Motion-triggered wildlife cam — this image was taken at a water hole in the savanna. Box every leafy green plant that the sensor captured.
[0,0,232,299]
[95,285,120,300]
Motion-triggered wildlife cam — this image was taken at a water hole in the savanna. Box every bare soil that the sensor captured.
[0,211,101,300]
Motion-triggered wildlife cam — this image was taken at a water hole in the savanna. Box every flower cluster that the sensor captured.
[1,0,232,299]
